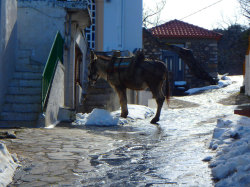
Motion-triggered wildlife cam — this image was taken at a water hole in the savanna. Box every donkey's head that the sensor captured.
[88,51,99,86]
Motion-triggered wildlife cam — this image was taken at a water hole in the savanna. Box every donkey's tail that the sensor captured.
[165,70,171,106]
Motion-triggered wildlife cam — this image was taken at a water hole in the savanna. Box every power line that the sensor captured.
[180,0,224,20]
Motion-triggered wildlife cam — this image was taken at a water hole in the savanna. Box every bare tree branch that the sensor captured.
[238,0,250,19]
[143,0,166,28]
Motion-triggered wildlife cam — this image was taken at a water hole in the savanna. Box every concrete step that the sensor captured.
[13,72,42,80]
[16,63,44,73]
[87,87,113,95]
[85,94,110,101]
[0,120,36,128]
[17,57,30,65]
[91,80,111,89]
[3,103,41,113]
[5,95,40,104]
[0,112,39,121]
[9,79,41,87]
[17,49,32,59]
[8,87,41,95]
[78,104,106,113]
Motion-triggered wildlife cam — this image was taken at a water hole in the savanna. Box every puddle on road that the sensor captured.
[58,121,174,186]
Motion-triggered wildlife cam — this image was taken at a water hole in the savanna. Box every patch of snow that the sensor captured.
[185,76,232,95]
[0,142,18,187]
[86,109,119,126]
[209,115,250,187]
[174,81,187,86]
[73,105,154,126]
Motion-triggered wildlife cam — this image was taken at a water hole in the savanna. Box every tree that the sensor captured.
[143,0,166,28]
[214,24,250,75]
[238,0,250,19]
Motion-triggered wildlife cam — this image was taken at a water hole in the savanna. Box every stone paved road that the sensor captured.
[2,79,247,187]
[1,97,213,187]
[3,122,164,186]
[1,96,227,186]
[3,126,126,186]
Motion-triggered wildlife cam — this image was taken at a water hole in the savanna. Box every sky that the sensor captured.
[143,0,249,29]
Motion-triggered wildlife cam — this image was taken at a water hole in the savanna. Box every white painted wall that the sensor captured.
[44,61,65,127]
[245,53,250,96]
[0,0,17,113]
[103,0,142,52]
[17,1,66,64]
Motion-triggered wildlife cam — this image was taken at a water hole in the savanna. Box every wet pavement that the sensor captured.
[1,98,220,186]
[1,77,246,186]
[2,115,215,186]
[3,121,167,186]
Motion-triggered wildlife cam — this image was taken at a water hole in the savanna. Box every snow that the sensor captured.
[73,104,154,126]
[76,109,119,126]
[209,115,250,187]
[0,142,18,187]
[152,75,248,186]
[185,79,232,95]
[174,81,187,86]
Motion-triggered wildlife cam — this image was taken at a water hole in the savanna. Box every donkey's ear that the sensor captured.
[90,50,97,61]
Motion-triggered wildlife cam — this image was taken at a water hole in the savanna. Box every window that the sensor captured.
[85,0,96,49]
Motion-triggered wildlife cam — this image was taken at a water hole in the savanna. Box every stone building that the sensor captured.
[143,19,222,92]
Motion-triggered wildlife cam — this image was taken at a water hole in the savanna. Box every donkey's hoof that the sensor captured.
[150,118,159,124]
[121,113,128,118]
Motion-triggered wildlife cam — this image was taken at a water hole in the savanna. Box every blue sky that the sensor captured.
[143,0,249,29]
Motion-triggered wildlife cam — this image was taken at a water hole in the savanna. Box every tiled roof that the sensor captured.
[150,19,222,40]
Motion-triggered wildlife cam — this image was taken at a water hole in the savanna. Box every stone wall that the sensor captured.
[143,29,161,60]
[185,39,218,87]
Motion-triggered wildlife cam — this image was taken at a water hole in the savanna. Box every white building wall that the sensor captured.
[103,0,142,52]
[122,0,142,51]
[17,1,66,64]
[0,0,17,113]
[44,61,65,127]
[245,53,250,96]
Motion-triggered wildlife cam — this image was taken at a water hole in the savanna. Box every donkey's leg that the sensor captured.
[151,96,164,124]
[115,86,128,118]
[149,82,165,124]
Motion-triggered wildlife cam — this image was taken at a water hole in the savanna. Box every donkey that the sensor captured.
[88,50,170,124]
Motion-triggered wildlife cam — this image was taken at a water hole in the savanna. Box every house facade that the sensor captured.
[0,0,91,127]
[144,19,222,93]
[86,0,142,52]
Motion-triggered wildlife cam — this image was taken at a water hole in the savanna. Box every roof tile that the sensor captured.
[150,19,222,40]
